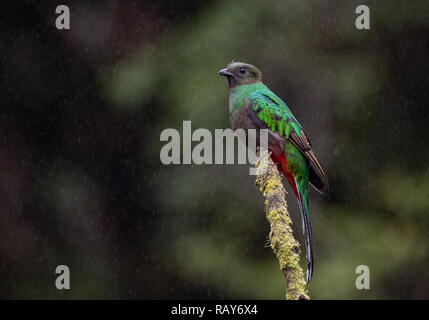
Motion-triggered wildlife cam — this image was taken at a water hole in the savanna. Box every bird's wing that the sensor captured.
[247,91,301,138]
[247,91,329,194]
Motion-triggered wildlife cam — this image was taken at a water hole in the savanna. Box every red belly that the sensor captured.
[269,150,299,198]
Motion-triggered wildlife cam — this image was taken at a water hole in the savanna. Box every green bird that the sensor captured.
[219,62,328,282]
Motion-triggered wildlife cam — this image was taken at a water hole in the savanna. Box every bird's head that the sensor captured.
[218,62,262,89]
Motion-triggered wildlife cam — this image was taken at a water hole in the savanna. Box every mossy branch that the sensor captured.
[255,148,309,300]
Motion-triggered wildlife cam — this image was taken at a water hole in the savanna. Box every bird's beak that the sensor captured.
[218,68,234,77]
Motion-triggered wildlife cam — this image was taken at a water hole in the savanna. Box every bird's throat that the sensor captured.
[227,77,237,89]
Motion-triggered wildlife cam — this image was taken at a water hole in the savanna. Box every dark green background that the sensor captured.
[1,0,429,299]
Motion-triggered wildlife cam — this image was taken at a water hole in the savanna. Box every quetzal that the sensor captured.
[218,62,328,282]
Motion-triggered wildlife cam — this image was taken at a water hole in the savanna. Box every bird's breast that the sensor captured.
[230,105,258,131]
[229,105,286,154]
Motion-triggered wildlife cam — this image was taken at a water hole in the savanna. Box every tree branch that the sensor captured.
[255,148,309,300]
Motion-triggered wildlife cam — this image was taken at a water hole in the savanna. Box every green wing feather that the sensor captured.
[248,91,302,139]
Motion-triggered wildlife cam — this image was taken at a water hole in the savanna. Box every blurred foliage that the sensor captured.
[1,0,429,299]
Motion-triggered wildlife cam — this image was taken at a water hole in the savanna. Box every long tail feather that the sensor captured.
[294,178,313,283]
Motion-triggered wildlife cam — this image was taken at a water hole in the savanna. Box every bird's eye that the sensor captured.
[239,68,246,74]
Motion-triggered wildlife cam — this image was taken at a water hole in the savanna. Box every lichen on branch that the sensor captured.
[255,148,309,300]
